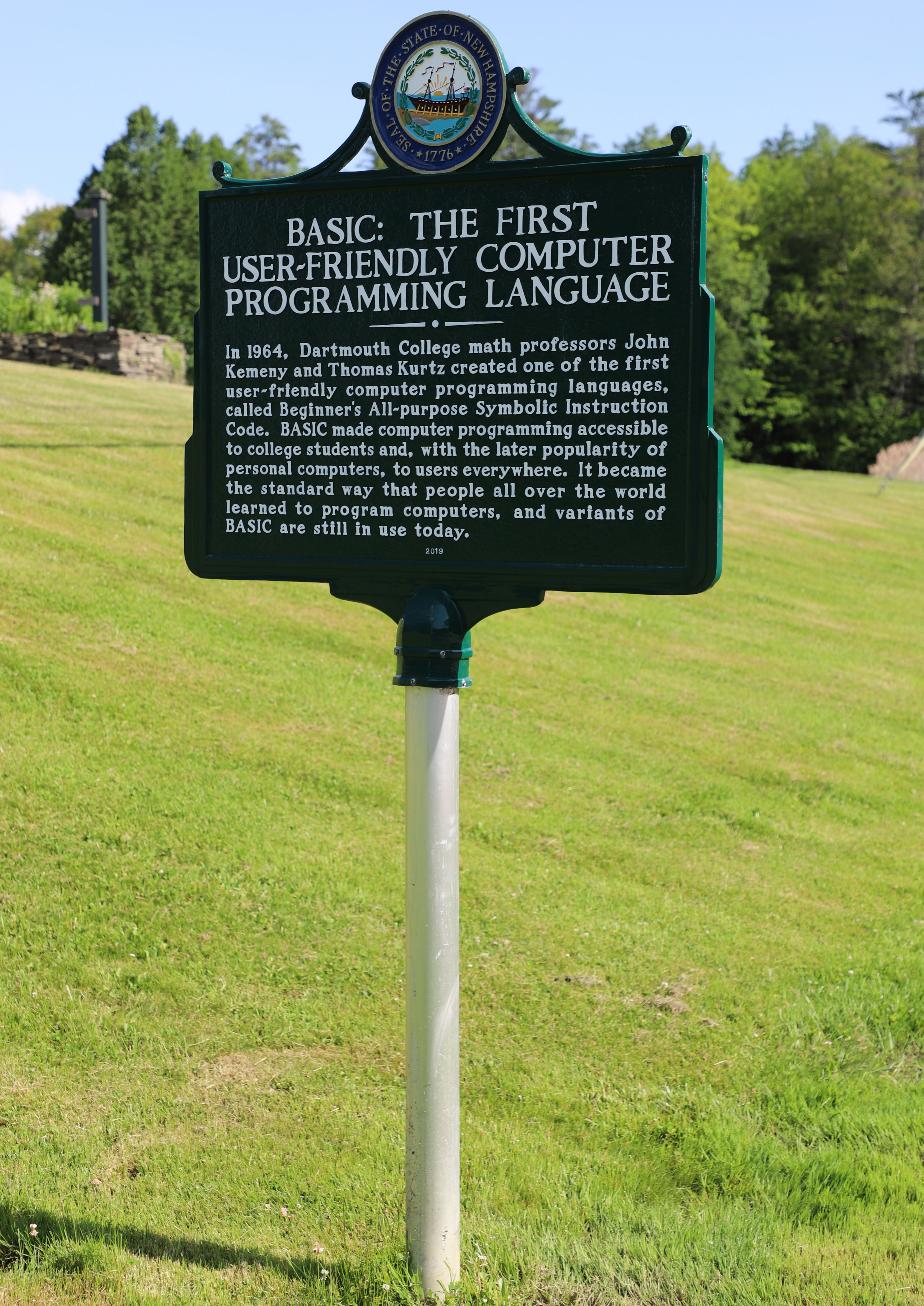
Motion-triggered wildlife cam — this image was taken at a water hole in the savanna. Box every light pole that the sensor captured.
[74,188,111,327]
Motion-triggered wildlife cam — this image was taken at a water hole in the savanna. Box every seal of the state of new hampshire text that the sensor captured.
[370,13,507,173]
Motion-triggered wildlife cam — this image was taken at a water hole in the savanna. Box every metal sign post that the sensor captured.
[404,684,460,1295]
[395,590,471,1298]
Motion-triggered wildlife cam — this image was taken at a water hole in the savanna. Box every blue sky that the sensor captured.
[2,0,921,230]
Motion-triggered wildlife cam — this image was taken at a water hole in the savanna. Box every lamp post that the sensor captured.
[74,188,111,327]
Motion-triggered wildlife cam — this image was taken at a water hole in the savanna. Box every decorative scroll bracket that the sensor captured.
[211,68,691,187]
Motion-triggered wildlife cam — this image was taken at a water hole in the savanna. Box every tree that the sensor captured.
[705,159,772,456]
[617,127,772,456]
[0,205,66,286]
[882,90,924,425]
[495,72,596,159]
[884,90,924,183]
[44,108,247,355]
[233,115,301,179]
[741,126,921,470]
[617,124,671,154]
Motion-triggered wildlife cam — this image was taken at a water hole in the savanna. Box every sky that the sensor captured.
[2,0,922,231]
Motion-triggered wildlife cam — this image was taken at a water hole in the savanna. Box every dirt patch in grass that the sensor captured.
[624,975,696,1016]
[191,1045,344,1095]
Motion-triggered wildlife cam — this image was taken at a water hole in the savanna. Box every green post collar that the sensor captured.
[393,589,473,689]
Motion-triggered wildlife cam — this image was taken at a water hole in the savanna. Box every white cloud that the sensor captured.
[0,189,60,234]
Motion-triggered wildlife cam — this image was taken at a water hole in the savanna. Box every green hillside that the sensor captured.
[0,358,921,1306]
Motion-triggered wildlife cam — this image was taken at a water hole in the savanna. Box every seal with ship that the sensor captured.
[406,61,474,122]
[370,13,507,173]
[398,45,479,141]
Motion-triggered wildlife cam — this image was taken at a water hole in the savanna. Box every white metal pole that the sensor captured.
[405,684,460,1300]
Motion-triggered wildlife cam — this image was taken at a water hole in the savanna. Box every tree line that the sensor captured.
[2,90,922,473]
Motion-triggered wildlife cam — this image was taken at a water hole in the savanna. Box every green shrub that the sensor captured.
[162,342,187,384]
[0,276,98,333]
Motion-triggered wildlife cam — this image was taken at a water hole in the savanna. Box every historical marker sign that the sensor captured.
[184,16,724,1298]
[185,28,721,624]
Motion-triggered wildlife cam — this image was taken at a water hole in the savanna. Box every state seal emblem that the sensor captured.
[370,13,507,173]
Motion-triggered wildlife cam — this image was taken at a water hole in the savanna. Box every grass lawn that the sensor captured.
[0,358,921,1305]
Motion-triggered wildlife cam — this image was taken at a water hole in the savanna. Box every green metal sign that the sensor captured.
[183,20,725,1294]
[185,39,722,631]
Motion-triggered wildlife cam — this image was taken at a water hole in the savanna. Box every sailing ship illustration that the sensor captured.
[406,61,473,120]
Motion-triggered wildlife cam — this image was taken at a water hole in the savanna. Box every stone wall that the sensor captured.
[0,328,187,384]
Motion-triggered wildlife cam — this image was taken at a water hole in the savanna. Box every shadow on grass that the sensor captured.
[0,1202,400,1301]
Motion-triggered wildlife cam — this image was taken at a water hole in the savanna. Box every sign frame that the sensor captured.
[185,69,722,628]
